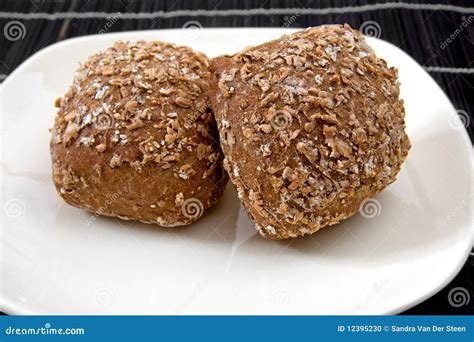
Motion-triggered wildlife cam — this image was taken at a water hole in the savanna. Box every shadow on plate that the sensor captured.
[52,132,469,265]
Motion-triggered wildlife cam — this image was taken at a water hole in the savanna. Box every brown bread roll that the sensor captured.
[209,24,411,239]
[51,40,228,226]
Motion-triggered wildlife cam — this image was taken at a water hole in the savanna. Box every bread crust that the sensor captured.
[51,40,228,226]
[209,24,411,239]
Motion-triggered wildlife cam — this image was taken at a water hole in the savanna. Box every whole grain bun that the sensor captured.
[209,24,411,239]
[51,40,228,226]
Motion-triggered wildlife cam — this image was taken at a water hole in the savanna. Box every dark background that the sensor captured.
[0,0,472,315]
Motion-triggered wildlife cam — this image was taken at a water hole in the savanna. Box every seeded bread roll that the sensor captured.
[209,24,411,239]
[51,40,228,226]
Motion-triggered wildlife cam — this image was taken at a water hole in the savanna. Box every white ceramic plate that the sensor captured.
[1,28,473,315]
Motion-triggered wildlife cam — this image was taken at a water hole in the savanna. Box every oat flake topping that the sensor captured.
[210,24,411,239]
